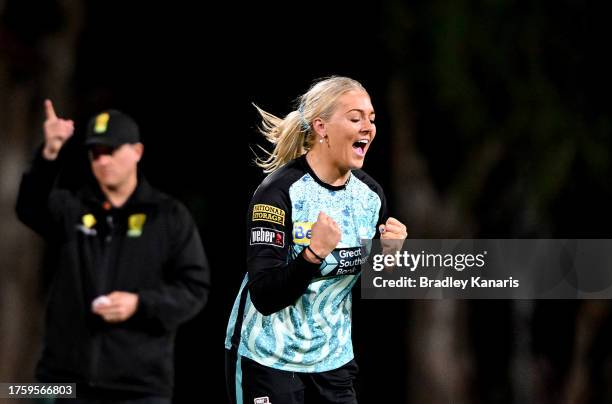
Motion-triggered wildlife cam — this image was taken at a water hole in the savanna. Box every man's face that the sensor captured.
[89,143,142,189]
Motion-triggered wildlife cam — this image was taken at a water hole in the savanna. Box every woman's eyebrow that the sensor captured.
[345,108,375,115]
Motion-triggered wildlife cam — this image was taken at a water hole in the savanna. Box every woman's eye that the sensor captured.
[350,118,360,123]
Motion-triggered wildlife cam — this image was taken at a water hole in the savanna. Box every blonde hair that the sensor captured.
[254,76,367,173]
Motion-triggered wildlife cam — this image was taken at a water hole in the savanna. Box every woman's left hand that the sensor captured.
[379,217,407,262]
[379,217,408,240]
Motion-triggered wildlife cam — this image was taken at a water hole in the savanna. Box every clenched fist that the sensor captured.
[91,291,139,323]
[304,211,342,263]
[379,217,408,240]
[379,217,408,256]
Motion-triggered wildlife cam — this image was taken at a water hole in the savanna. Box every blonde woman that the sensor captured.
[225,77,407,404]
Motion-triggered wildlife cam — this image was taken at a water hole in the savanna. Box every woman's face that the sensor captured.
[318,90,376,171]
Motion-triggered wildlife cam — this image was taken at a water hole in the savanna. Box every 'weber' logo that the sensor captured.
[250,227,284,248]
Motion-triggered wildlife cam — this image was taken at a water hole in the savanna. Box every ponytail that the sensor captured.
[254,104,313,173]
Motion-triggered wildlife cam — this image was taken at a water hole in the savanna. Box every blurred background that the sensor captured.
[1,1,611,403]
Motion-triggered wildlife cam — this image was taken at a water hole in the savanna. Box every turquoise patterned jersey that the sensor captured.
[225,155,387,372]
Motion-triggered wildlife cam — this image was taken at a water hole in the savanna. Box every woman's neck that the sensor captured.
[305,151,350,186]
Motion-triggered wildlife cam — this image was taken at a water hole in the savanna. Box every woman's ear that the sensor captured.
[312,117,326,138]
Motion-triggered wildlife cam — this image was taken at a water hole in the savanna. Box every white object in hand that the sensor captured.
[91,295,111,310]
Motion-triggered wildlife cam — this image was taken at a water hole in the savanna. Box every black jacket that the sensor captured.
[15,150,210,398]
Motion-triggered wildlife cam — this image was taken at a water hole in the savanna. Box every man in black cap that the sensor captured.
[16,100,211,403]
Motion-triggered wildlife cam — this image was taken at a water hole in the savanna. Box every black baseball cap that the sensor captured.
[84,110,140,147]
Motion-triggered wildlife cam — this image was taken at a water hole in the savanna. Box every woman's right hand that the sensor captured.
[305,211,341,263]
[42,99,74,161]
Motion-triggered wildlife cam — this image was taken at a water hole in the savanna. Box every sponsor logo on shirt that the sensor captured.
[76,213,97,236]
[292,221,313,245]
[127,213,146,237]
[82,213,96,228]
[252,204,285,226]
[319,246,368,277]
[250,227,284,248]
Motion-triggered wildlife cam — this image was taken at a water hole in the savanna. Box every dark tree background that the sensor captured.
[1,1,611,403]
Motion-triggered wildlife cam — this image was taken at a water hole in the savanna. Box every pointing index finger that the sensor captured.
[44,99,57,120]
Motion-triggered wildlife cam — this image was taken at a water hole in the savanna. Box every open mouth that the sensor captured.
[352,139,369,157]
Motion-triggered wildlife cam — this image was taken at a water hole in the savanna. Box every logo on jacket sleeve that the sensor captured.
[254,397,271,404]
[127,213,146,237]
[252,204,285,226]
[250,227,284,248]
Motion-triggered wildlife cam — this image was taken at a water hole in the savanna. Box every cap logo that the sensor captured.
[94,113,110,133]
